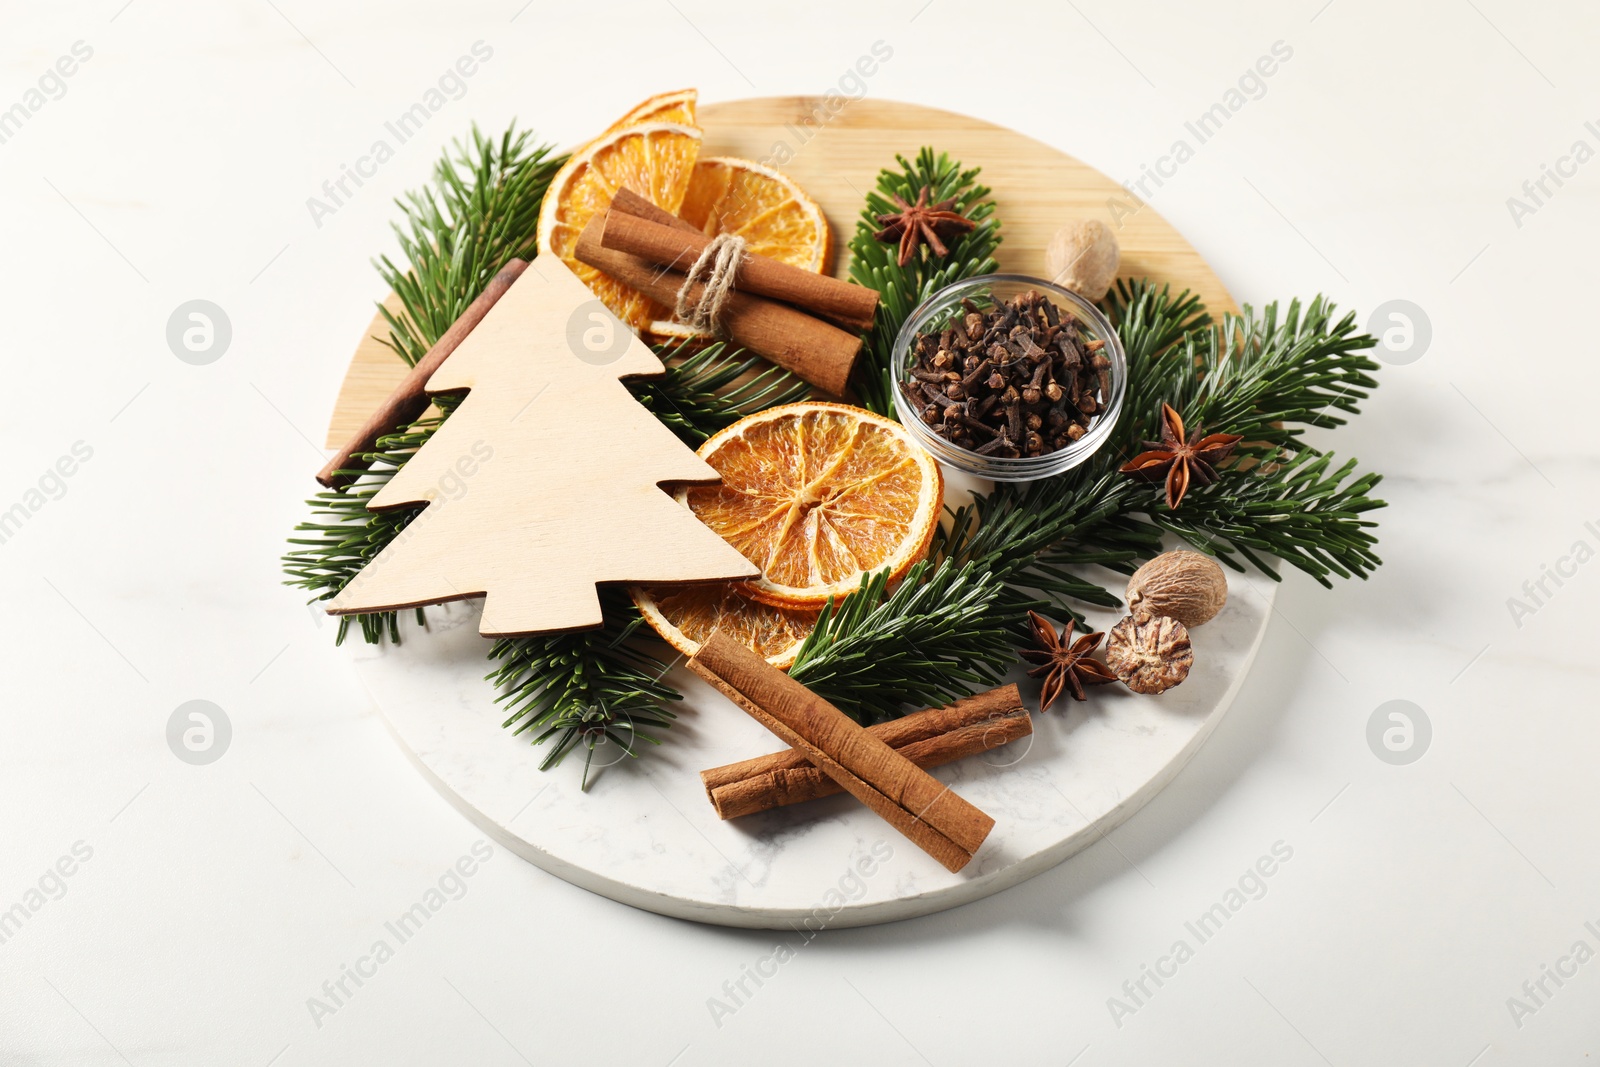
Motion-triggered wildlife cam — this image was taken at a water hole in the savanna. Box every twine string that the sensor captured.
[674,233,746,334]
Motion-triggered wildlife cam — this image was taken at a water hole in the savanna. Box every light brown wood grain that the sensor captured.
[324,254,759,637]
[323,97,1237,447]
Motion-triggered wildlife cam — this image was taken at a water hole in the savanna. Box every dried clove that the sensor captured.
[903,289,1108,458]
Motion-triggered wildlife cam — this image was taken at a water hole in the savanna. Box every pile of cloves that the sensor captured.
[903,290,1111,458]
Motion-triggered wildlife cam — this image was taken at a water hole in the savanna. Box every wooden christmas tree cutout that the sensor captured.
[326,254,759,636]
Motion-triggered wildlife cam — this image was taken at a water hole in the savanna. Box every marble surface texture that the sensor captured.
[354,563,1275,928]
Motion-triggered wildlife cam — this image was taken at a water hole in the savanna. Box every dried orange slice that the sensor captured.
[632,583,816,669]
[682,403,943,609]
[600,88,697,135]
[679,157,829,271]
[648,156,832,336]
[536,121,702,330]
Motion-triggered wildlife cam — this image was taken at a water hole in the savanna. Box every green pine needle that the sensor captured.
[1089,280,1387,583]
[485,592,679,788]
[1101,281,1380,469]
[788,561,1015,724]
[282,401,456,644]
[634,339,810,446]
[376,125,565,367]
[1150,451,1385,585]
[847,148,1001,415]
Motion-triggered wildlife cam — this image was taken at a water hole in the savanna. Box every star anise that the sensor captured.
[1119,403,1244,509]
[1019,610,1117,712]
[873,185,977,267]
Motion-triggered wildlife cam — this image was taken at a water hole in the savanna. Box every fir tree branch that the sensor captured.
[376,125,565,366]
[1146,450,1386,584]
[847,148,1001,415]
[282,402,455,644]
[631,338,810,446]
[1151,296,1380,459]
[1094,278,1214,472]
[789,257,1390,717]
[1092,283,1387,584]
[788,471,1136,717]
[788,561,1014,724]
[485,591,680,789]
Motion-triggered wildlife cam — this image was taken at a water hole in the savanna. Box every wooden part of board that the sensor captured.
[323,97,1236,448]
[324,254,759,637]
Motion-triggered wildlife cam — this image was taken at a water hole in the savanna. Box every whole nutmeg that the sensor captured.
[1106,611,1193,695]
[1126,550,1228,628]
[1045,219,1120,302]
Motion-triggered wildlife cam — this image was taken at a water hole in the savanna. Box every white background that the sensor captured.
[1,0,1596,1063]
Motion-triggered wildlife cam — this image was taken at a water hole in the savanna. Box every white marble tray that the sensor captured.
[347,554,1274,929]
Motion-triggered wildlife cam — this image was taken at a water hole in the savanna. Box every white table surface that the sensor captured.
[2,1,1596,1063]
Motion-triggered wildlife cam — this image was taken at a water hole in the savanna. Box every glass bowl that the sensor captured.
[891,274,1126,482]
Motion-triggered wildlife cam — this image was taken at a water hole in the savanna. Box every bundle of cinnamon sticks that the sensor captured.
[689,632,1018,873]
[575,189,877,397]
[701,684,1031,819]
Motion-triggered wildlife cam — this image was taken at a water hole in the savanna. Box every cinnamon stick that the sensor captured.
[317,259,528,488]
[688,632,995,873]
[573,213,861,396]
[701,685,1030,820]
[607,188,877,333]
[607,187,699,232]
[600,208,879,333]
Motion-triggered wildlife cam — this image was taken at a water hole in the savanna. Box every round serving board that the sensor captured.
[327,98,1270,929]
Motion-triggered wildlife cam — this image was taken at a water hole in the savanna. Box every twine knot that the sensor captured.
[674,233,746,334]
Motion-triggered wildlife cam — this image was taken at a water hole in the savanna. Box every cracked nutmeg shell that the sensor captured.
[1126,550,1228,628]
[1106,611,1194,695]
